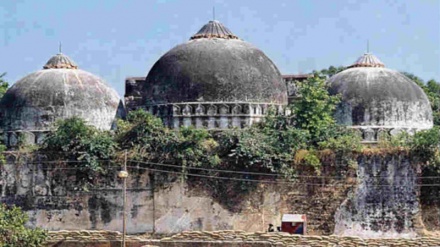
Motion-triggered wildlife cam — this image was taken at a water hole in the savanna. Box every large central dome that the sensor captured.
[143,20,287,105]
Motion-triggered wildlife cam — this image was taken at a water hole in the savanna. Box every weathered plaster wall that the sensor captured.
[0,153,431,238]
[334,153,420,238]
[0,155,351,235]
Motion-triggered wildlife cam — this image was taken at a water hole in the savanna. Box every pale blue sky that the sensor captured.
[1,0,439,97]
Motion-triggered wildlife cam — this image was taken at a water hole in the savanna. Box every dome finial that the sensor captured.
[213,6,215,21]
[367,39,369,53]
[348,52,385,68]
[59,42,62,54]
[190,20,239,40]
[43,52,78,69]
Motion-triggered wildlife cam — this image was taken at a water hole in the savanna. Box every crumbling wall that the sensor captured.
[0,154,352,235]
[334,153,420,238]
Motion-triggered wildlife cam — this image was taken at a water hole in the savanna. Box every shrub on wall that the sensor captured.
[40,117,117,188]
[0,204,47,247]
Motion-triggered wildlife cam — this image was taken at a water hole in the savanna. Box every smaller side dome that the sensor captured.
[0,52,121,147]
[43,53,78,69]
[327,52,433,142]
[190,20,239,40]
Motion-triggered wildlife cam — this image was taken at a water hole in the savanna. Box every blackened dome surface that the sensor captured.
[328,67,433,128]
[143,21,287,105]
[1,57,120,131]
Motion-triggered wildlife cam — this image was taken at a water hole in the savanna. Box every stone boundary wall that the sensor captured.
[45,230,440,247]
[0,155,352,235]
[2,153,434,237]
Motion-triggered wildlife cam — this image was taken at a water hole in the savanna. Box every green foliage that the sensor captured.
[0,204,48,247]
[316,65,345,78]
[290,73,341,143]
[0,73,8,160]
[410,127,440,165]
[118,99,362,181]
[295,149,322,175]
[0,72,9,99]
[220,127,293,174]
[173,127,221,168]
[119,109,314,178]
[119,110,220,169]
[258,110,310,152]
[377,131,413,149]
[319,128,362,153]
[0,72,8,169]
[402,72,440,125]
[213,111,312,177]
[0,144,6,164]
[318,127,361,171]
[117,109,166,149]
[375,127,440,166]
[41,117,117,187]
[402,72,426,88]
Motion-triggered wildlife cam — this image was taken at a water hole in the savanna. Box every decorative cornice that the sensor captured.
[144,102,285,117]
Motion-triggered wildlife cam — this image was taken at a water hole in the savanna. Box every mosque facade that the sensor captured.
[0,20,434,146]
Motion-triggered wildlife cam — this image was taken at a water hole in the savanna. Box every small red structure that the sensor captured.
[281,214,307,235]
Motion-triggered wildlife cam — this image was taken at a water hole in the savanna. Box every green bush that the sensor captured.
[0,144,6,164]
[319,128,362,153]
[118,110,221,170]
[41,117,117,188]
[0,204,47,247]
[0,72,9,99]
[410,127,440,165]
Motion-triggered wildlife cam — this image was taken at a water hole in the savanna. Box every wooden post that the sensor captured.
[122,151,127,247]
[118,151,129,247]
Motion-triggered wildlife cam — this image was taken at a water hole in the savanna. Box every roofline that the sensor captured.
[282,74,313,79]
[125,76,146,81]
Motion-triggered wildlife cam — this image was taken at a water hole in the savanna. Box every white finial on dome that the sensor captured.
[348,53,385,68]
[43,52,78,69]
[213,6,215,21]
[367,40,369,53]
[190,20,239,40]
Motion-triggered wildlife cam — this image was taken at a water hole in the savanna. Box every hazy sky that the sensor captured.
[0,0,439,97]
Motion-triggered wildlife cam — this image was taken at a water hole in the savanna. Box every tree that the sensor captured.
[0,72,9,99]
[290,73,341,143]
[317,65,345,78]
[401,72,426,88]
[0,204,48,247]
[402,72,440,126]
[0,73,8,156]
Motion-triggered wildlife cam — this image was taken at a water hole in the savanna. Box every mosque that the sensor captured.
[0,20,433,147]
